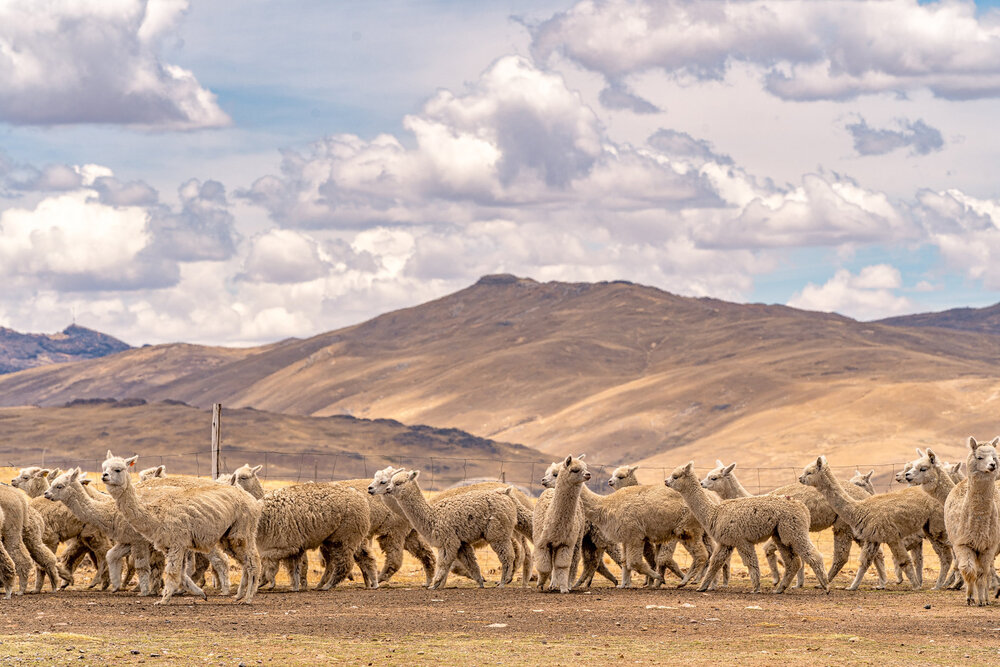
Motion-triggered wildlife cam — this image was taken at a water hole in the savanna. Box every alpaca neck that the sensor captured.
[579,486,615,534]
[63,484,116,535]
[674,480,719,530]
[924,464,955,505]
[391,482,437,538]
[107,477,157,535]
[966,472,999,517]
[551,475,583,518]
[813,468,860,525]
[720,473,752,499]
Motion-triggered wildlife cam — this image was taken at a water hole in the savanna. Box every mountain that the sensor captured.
[878,302,1000,335]
[0,400,548,491]
[1,275,999,486]
[0,324,131,374]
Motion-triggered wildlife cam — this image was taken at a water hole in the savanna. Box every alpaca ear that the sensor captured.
[125,455,138,467]
[106,450,115,460]
[865,470,874,481]
[408,470,419,481]
[926,449,937,463]
[816,455,827,469]
[69,468,80,482]
[915,448,924,458]
[577,454,586,460]
[684,461,694,473]
[34,468,51,478]
[155,465,165,476]
[991,436,1000,447]
[628,465,639,474]
[969,436,979,450]
[251,465,262,474]
[716,459,725,468]
[723,463,737,475]
[564,455,573,467]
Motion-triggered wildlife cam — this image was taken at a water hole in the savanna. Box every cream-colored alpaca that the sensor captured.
[0,504,13,597]
[377,469,518,590]
[701,461,886,588]
[667,462,829,594]
[799,456,951,591]
[607,465,639,490]
[943,437,1000,606]
[533,456,588,593]
[540,461,622,588]
[102,452,261,604]
[11,467,53,498]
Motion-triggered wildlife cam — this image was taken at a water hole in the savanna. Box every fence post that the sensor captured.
[211,403,222,479]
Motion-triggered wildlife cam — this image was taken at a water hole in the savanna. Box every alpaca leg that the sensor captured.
[207,547,230,595]
[404,530,436,588]
[354,542,379,589]
[134,544,156,597]
[510,537,524,586]
[677,536,708,588]
[0,541,14,599]
[910,540,924,588]
[848,542,878,591]
[490,538,515,588]
[655,539,684,580]
[226,536,260,604]
[105,543,130,592]
[886,540,919,590]
[534,544,552,591]
[155,548,186,605]
[925,535,951,590]
[61,538,91,589]
[517,536,532,587]
[377,533,405,584]
[573,539,600,589]
[871,542,887,589]
[735,543,763,593]
[697,544,733,593]
[953,545,979,606]
[763,540,782,586]
[827,529,854,585]
[318,542,355,591]
[771,541,799,594]
[180,568,207,601]
[792,537,829,593]
[551,544,574,593]
[24,525,65,592]
[621,541,660,588]
[431,544,460,590]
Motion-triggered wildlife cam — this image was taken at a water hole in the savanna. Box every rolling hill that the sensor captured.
[878,302,1000,335]
[1,274,999,489]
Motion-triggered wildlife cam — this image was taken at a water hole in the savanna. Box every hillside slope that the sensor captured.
[878,302,1000,335]
[1,275,999,479]
[0,324,131,374]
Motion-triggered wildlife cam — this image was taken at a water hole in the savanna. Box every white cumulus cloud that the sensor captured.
[788,264,913,320]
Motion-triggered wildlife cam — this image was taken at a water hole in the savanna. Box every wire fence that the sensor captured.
[2,446,913,497]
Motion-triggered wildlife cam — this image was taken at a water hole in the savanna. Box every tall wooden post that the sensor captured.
[211,403,222,479]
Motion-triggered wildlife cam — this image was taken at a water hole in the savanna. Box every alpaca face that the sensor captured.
[849,469,875,495]
[904,452,937,486]
[384,469,418,495]
[664,462,695,490]
[101,452,137,489]
[230,464,264,497]
[607,465,635,489]
[368,466,402,495]
[43,469,80,502]
[798,457,825,487]
[968,444,999,477]
[700,462,735,491]
[562,457,591,485]
[895,462,913,485]
[11,466,47,492]
[541,462,559,489]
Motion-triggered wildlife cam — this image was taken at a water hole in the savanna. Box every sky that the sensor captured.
[4,0,1000,346]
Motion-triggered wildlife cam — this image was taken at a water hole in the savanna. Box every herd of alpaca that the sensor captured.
[2,438,1000,605]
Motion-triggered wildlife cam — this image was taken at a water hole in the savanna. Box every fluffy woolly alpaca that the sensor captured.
[11,467,53,498]
[533,456,588,592]
[578,479,709,589]
[29,492,108,592]
[701,461,886,588]
[376,469,518,590]
[139,466,167,482]
[44,470,164,595]
[368,467,532,586]
[0,503,14,597]
[607,465,639,490]
[540,461,622,588]
[799,456,950,591]
[102,453,261,604]
[0,483,66,596]
[943,437,1000,606]
[668,462,829,594]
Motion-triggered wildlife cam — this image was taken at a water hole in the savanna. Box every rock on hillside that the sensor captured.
[0,324,131,374]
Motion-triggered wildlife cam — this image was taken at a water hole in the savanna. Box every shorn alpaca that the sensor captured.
[799,456,951,591]
[666,462,829,594]
[376,469,518,590]
[943,437,1000,606]
[102,452,261,604]
[533,456,588,593]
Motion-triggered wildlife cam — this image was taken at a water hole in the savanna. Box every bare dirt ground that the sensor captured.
[3,552,1000,666]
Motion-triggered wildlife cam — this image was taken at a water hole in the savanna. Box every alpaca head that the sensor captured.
[138,465,167,482]
[700,460,736,491]
[560,456,591,486]
[948,461,965,482]
[608,464,638,489]
[384,469,419,496]
[966,437,1000,477]
[904,449,940,486]
[230,463,265,498]
[11,466,51,496]
[798,456,829,487]
[894,461,914,485]
[664,462,696,491]
[101,450,138,491]
[541,461,560,489]
[849,469,876,495]
[368,466,404,495]
[43,468,84,502]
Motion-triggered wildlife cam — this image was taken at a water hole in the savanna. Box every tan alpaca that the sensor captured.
[0,504,14,597]
[799,456,950,590]
[578,479,709,589]
[540,461,622,588]
[29,493,109,592]
[43,469,165,596]
[102,452,261,604]
[0,484,66,596]
[943,437,1000,606]
[11,467,53,498]
[702,461,886,588]
[667,462,829,593]
[368,467,533,586]
[607,465,639,490]
[533,456,588,593]
[376,469,518,590]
